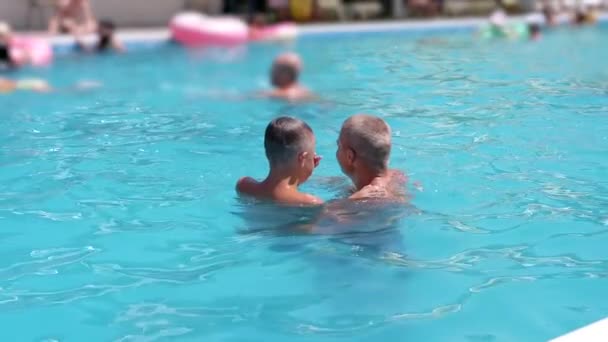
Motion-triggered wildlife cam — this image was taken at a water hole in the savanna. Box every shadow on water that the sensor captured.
[232,198,420,316]
[233,198,417,256]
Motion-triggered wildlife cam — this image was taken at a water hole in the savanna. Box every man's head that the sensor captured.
[265,116,320,182]
[270,53,302,89]
[337,114,391,178]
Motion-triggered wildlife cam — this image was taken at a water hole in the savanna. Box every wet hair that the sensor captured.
[264,116,313,166]
[529,23,541,35]
[340,115,391,171]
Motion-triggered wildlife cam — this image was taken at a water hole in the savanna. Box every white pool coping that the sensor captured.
[32,12,607,48]
[551,317,608,342]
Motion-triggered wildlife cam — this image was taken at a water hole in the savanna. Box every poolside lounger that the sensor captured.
[346,1,383,20]
[317,0,348,21]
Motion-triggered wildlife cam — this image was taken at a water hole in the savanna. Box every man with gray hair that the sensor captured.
[336,114,406,201]
[237,116,322,205]
[264,52,313,101]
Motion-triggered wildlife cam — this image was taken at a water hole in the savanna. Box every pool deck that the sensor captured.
[40,12,607,49]
[551,317,608,342]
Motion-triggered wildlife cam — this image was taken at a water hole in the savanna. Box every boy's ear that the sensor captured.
[299,151,308,166]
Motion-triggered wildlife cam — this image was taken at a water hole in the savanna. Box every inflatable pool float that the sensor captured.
[10,37,53,66]
[170,12,248,46]
[479,22,529,40]
[249,23,298,42]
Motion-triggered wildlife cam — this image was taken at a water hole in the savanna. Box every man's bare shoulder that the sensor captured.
[349,170,408,202]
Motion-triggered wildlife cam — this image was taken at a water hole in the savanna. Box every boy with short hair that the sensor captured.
[237,116,322,205]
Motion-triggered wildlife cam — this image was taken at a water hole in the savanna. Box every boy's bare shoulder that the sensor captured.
[277,191,323,206]
[299,193,324,206]
[236,177,259,195]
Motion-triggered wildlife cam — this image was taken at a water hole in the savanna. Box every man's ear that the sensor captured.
[346,148,355,164]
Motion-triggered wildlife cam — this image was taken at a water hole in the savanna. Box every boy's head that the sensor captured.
[337,114,391,178]
[265,116,319,183]
[270,53,302,88]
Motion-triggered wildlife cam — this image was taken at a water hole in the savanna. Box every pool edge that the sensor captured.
[33,12,608,53]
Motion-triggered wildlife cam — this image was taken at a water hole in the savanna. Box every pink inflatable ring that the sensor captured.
[170,13,248,46]
[10,37,53,67]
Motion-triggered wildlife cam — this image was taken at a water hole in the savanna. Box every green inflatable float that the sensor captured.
[479,22,530,40]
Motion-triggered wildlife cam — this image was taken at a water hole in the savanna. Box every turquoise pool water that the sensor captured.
[1,25,608,341]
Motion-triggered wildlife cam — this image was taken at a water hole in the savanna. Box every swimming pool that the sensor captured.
[1,23,608,341]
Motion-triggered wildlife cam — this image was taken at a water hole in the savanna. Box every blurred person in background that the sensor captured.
[77,20,125,53]
[48,0,97,37]
[408,0,440,17]
[248,13,268,38]
[489,8,508,35]
[542,4,558,26]
[0,22,17,69]
[268,0,290,21]
[264,52,313,101]
[528,22,542,40]
[573,7,598,25]
[0,77,51,93]
[248,0,267,21]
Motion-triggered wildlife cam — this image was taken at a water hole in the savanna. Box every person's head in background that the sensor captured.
[337,115,392,189]
[96,20,115,49]
[265,116,320,184]
[0,22,16,68]
[528,23,541,40]
[270,53,302,89]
